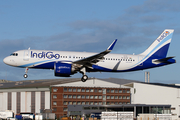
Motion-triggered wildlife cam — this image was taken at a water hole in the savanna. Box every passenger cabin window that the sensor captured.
[10,53,18,56]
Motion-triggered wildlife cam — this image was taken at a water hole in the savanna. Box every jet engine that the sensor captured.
[54,63,76,77]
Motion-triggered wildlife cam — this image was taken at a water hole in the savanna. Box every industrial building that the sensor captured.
[0,78,180,119]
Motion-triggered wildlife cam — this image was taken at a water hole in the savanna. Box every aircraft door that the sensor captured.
[23,48,30,61]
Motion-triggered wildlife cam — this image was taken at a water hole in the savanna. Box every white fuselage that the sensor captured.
[4,50,143,71]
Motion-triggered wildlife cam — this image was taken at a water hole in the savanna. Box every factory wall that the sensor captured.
[0,88,50,114]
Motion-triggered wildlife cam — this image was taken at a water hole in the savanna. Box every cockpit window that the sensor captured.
[10,53,18,56]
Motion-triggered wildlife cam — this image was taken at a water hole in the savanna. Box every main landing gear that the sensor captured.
[24,67,28,78]
[80,67,88,82]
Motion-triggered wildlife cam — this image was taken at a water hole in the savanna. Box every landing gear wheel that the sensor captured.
[81,75,88,82]
[24,74,28,78]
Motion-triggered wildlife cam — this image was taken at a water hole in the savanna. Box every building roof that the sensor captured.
[0,78,80,89]
[0,78,139,89]
[52,78,140,88]
[124,82,180,89]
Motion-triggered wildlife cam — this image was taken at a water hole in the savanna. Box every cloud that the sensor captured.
[1,0,180,81]
[126,0,180,15]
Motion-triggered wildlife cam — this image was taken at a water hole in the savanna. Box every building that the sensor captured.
[0,78,180,119]
[124,82,180,120]
[51,78,132,117]
[0,78,80,115]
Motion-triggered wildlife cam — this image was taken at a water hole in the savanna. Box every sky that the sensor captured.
[1,0,180,84]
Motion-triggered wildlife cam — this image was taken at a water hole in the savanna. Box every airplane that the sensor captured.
[3,29,176,82]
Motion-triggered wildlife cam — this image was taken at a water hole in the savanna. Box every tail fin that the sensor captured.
[140,29,174,58]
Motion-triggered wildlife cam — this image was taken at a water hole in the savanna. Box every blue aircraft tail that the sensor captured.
[140,29,174,58]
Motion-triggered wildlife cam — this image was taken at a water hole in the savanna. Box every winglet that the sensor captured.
[107,39,117,51]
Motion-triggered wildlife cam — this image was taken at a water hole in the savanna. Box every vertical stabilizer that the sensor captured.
[140,29,174,58]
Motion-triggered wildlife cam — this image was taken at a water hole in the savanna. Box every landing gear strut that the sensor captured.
[24,67,28,78]
[80,67,88,82]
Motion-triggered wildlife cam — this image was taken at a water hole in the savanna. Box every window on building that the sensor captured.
[73,102,76,105]
[90,102,93,105]
[103,102,106,105]
[119,90,122,93]
[94,102,98,105]
[100,107,105,110]
[107,96,110,99]
[77,95,81,99]
[119,96,122,99]
[99,102,102,105]
[86,89,89,92]
[77,89,81,92]
[73,88,76,92]
[127,90,130,93]
[94,96,98,99]
[82,89,85,92]
[94,89,98,92]
[103,95,106,100]
[73,95,76,99]
[53,95,57,99]
[84,106,90,110]
[63,95,67,98]
[68,95,72,98]
[90,89,94,92]
[115,102,118,105]
[64,101,68,105]
[98,89,102,93]
[99,96,102,99]
[90,96,93,99]
[63,108,68,111]
[81,95,85,99]
[92,107,98,110]
[115,96,118,99]
[107,89,110,93]
[111,102,114,105]
[102,89,106,94]
[53,88,58,92]
[119,102,122,104]
[115,90,118,93]
[77,102,81,105]
[123,96,126,99]
[111,96,114,99]
[127,96,130,99]
[82,102,85,105]
[68,88,72,92]
[68,102,72,105]
[86,95,89,99]
[86,102,89,105]
[53,102,57,105]
[107,102,110,105]
[123,90,126,93]
[111,89,114,93]
[64,88,67,92]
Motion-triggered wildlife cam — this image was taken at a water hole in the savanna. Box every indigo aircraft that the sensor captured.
[3,29,176,82]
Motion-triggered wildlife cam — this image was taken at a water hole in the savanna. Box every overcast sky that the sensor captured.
[1,0,180,84]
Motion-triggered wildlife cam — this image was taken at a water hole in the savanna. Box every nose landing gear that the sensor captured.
[24,67,28,78]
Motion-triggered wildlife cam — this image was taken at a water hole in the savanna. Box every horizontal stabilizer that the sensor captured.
[154,56,175,64]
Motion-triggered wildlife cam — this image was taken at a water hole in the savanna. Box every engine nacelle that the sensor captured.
[54,63,75,77]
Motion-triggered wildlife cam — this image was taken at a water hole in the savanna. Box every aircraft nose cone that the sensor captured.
[3,57,12,65]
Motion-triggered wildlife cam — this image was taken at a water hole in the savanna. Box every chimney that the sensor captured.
[145,72,150,83]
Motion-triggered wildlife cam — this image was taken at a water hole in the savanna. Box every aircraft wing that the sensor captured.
[73,39,117,67]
